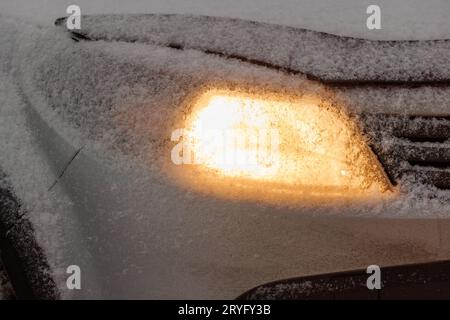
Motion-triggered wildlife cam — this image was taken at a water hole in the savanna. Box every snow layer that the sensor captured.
[0,18,106,298]
[2,10,450,299]
[61,14,450,82]
[0,70,73,297]
[5,15,449,213]
[2,0,450,41]
[2,15,450,218]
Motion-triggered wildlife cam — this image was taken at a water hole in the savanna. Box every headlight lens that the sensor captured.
[170,89,391,204]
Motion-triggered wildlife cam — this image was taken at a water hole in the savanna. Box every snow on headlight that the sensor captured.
[170,89,392,204]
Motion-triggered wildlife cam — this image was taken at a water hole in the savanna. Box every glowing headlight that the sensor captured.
[170,89,391,203]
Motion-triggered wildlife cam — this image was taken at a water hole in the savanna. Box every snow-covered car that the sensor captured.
[1,14,450,299]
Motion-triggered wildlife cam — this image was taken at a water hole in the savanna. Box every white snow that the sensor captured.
[0,69,78,297]
[71,14,450,82]
[2,0,450,40]
[1,0,450,299]
[3,14,448,217]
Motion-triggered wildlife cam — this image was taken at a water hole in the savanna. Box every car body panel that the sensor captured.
[1,15,450,299]
[57,14,450,83]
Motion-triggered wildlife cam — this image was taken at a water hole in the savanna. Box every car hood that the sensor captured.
[57,14,450,83]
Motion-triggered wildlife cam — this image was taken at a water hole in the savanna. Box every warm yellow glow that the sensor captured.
[171,89,391,203]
